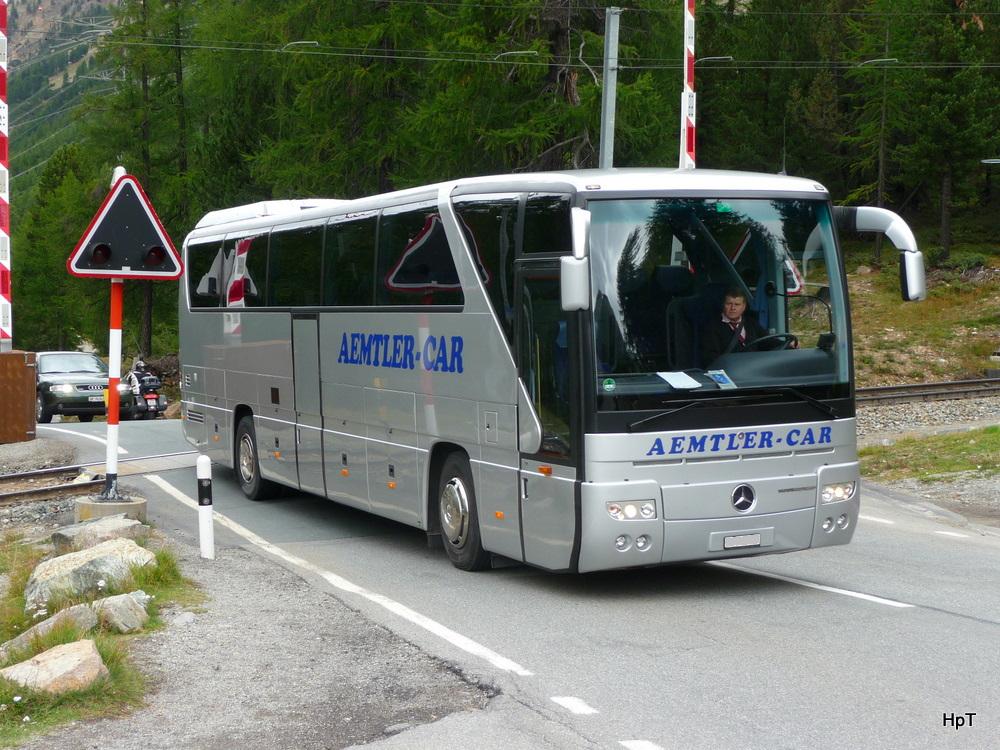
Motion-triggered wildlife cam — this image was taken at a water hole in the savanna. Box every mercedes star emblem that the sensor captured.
[731,484,756,513]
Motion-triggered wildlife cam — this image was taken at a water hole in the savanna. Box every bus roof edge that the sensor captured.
[194,199,348,229]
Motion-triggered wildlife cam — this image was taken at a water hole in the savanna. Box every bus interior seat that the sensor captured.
[656,266,697,370]
[682,282,728,369]
[638,265,689,370]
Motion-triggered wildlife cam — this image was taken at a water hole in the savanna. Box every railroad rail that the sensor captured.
[0,451,198,506]
[0,383,995,501]
[857,378,1000,405]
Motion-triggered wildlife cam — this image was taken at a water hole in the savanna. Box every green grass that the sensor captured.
[841,204,1000,386]
[0,535,204,745]
[0,632,145,746]
[860,426,1000,483]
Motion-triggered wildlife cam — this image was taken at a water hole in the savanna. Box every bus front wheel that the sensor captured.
[235,416,277,501]
[438,453,491,571]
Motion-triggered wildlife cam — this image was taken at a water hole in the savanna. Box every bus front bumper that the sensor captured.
[577,479,859,573]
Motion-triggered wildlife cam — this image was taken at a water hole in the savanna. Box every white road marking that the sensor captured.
[551,696,598,715]
[709,561,914,608]
[859,514,894,525]
[37,425,128,454]
[934,530,969,539]
[620,741,665,750]
[145,474,534,677]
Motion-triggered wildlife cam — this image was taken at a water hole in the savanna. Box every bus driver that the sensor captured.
[701,288,768,364]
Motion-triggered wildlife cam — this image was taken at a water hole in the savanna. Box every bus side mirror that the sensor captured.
[561,256,590,311]
[562,207,591,311]
[899,250,926,302]
[834,205,926,301]
[571,207,590,259]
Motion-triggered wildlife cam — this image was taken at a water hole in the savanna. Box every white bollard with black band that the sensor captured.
[196,455,215,560]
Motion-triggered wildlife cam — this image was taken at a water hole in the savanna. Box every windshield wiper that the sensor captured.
[751,386,839,420]
[627,400,702,433]
[626,386,838,433]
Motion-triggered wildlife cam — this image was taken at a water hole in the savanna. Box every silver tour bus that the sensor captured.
[179,169,925,572]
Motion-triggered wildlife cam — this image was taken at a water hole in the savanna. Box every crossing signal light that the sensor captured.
[144,245,166,268]
[91,243,112,266]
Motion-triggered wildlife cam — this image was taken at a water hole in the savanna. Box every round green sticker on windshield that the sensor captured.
[602,378,616,392]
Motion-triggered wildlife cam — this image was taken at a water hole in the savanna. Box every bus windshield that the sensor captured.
[589,197,849,400]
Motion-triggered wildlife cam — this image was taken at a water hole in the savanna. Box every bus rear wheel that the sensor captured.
[437,453,491,571]
[235,415,277,501]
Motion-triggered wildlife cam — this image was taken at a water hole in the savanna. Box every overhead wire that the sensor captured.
[354,0,1000,16]
[11,33,994,72]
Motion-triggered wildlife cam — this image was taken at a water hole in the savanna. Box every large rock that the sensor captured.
[92,592,150,633]
[0,639,109,695]
[0,604,98,663]
[23,538,156,613]
[51,514,149,554]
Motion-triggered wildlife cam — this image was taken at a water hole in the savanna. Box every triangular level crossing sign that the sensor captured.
[67,174,182,280]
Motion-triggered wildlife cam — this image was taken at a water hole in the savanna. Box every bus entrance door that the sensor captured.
[292,315,326,497]
[516,267,577,571]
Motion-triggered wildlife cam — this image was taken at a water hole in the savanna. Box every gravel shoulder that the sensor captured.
[856,396,1000,530]
[16,539,493,750]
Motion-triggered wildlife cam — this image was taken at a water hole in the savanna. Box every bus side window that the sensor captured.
[519,274,573,460]
[454,198,517,346]
[323,216,377,307]
[223,233,268,308]
[188,241,224,308]
[522,194,572,255]
[377,206,463,306]
[269,224,323,307]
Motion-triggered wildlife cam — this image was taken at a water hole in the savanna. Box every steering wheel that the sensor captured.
[746,333,798,351]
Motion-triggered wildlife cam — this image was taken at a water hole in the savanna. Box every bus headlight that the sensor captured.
[606,501,657,520]
[821,482,856,503]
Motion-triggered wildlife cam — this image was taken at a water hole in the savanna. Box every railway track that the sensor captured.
[0,451,198,506]
[856,378,1000,405]
[1,382,995,502]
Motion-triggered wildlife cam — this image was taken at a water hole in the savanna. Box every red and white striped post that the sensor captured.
[679,0,696,170]
[0,1,11,351]
[100,166,127,500]
[102,277,124,499]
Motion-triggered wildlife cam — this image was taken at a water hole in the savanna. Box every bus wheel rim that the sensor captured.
[440,477,470,547]
[239,434,256,485]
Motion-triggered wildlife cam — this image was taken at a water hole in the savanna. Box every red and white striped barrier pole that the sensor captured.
[0,1,11,351]
[102,277,124,499]
[679,0,696,170]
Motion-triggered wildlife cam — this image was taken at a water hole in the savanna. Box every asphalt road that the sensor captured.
[36,420,1000,750]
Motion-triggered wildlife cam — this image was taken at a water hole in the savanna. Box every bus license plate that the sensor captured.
[88,396,104,402]
[724,533,761,550]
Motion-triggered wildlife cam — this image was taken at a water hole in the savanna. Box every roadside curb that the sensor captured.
[864,480,1000,539]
